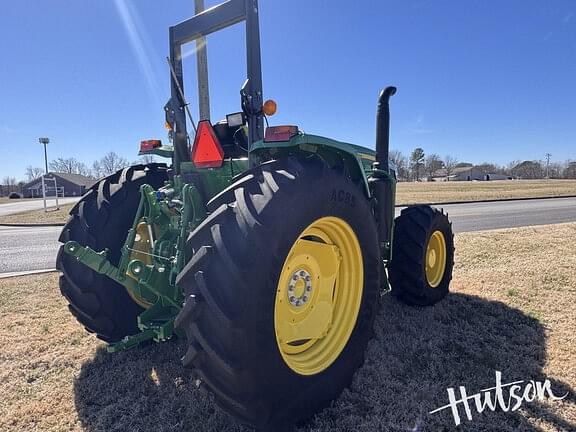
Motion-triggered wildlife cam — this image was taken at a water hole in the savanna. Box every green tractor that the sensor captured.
[57,0,454,429]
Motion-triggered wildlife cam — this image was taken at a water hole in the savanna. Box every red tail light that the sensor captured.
[264,125,299,142]
[140,139,162,152]
[191,120,224,168]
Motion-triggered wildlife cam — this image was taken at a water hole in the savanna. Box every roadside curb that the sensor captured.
[396,194,576,208]
[0,222,65,227]
[0,268,58,279]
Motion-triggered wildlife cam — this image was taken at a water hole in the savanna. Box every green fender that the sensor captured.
[250,133,377,197]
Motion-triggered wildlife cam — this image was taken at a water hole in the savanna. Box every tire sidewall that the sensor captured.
[238,163,379,421]
[421,213,454,303]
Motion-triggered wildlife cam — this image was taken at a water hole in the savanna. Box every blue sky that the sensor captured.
[0,0,574,180]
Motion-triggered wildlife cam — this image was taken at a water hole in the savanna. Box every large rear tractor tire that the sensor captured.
[175,156,380,429]
[56,164,168,342]
[389,205,454,306]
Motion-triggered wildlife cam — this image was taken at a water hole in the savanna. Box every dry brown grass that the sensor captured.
[0,203,74,224]
[0,224,574,431]
[396,179,576,205]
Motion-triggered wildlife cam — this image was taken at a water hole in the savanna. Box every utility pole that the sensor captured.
[39,137,50,174]
[545,152,552,179]
[195,0,210,121]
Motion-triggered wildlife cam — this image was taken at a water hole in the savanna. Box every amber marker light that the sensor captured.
[263,99,277,116]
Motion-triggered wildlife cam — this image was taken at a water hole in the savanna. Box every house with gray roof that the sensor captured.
[22,172,96,198]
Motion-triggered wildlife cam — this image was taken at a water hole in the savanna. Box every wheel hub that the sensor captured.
[287,269,313,307]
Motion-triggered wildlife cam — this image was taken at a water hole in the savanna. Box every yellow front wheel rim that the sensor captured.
[274,216,363,376]
[425,230,447,288]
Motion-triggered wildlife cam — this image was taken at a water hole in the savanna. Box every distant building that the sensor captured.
[22,172,95,198]
[433,167,512,182]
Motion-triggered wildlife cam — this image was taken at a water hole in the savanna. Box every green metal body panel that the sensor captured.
[251,133,377,197]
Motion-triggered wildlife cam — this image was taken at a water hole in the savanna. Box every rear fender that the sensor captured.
[250,133,375,198]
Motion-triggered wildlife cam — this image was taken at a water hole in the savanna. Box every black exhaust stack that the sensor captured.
[368,86,397,257]
[375,86,397,170]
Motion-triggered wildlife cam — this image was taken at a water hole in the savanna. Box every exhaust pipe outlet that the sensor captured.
[374,86,397,172]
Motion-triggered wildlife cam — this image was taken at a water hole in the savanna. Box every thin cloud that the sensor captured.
[408,115,435,135]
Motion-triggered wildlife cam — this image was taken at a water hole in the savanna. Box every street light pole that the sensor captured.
[39,137,50,211]
[39,137,50,174]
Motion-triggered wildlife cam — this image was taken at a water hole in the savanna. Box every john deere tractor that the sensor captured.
[57,0,454,429]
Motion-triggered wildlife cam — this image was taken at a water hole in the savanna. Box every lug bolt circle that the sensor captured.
[287,269,313,307]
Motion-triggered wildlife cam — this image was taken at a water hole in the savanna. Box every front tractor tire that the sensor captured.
[56,164,168,342]
[175,157,380,429]
[389,205,454,306]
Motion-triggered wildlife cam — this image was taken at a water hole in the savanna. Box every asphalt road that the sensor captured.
[399,196,576,233]
[0,197,575,275]
[0,197,79,217]
[0,225,62,273]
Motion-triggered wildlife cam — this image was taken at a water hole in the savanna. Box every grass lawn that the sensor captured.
[0,224,574,431]
[0,203,74,224]
[396,179,576,205]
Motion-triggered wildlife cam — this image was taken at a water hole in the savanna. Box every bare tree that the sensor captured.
[475,163,497,175]
[93,152,129,178]
[389,150,408,181]
[1,176,18,194]
[547,161,563,179]
[49,157,91,176]
[49,157,76,173]
[25,166,44,181]
[74,162,91,177]
[563,161,576,179]
[443,155,458,181]
[513,160,544,179]
[506,160,521,178]
[2,176,17,186]
[410,147,425,181]
[424,153,443,180]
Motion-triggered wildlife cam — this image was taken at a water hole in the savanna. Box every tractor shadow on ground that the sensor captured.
[74,293,575,432]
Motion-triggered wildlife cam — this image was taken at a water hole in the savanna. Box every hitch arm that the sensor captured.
[63,241,127,285]
[63,241,181,309]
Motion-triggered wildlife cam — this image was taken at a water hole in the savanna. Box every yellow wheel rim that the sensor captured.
[274,216,363,376]
[425,230,447,288]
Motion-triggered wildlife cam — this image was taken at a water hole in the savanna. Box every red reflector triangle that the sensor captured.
[191,120,225,168]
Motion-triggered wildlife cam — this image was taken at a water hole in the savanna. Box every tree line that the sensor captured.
[1,152,154,195]
[24,151,155,181]
[2,149,576,195]
[390,147,576,181]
